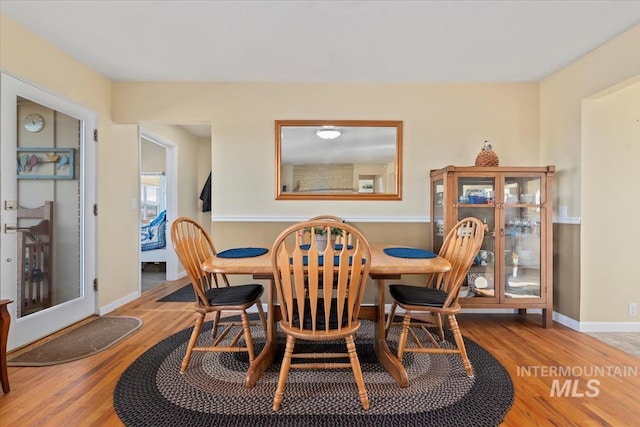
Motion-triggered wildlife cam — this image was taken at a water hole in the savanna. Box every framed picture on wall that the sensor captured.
[358,179,374,193]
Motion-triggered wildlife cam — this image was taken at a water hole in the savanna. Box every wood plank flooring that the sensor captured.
[1,278,639,426]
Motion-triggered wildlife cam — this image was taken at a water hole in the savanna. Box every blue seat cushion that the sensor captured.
[389,284,448,307]
[203,284,263,306]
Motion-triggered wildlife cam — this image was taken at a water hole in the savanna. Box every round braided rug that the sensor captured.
[114,317,513,426]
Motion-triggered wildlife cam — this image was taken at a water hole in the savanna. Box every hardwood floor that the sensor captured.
[1,278,639,426]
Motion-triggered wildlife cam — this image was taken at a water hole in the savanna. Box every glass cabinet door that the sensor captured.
[455,176,497,301]
[432,178,445,252]
[429,165,553,327]
[502,175,542,300]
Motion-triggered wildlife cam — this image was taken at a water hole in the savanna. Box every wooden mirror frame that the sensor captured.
[275,120,403,200]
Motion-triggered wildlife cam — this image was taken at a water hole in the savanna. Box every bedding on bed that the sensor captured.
[141,210,166,251]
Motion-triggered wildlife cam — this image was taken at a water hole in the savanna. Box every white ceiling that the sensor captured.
[2,0,640,84]
[3,1,639,142]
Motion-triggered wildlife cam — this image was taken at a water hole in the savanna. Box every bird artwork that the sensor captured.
[56,154,68,169]
[27,154,39,171]
[19,154,29,171]
[16,151,72,175]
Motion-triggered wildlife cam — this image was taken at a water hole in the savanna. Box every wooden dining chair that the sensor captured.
[385,217,484,377]
[271,220,372,411]
[171,217,266,373]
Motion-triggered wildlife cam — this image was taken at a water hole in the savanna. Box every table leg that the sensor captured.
[373,279,408,388]
[244,280,276,387]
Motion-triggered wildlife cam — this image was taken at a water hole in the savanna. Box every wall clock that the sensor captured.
[24,113,45,132]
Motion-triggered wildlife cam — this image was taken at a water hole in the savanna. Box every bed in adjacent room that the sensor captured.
[140,210,167,263]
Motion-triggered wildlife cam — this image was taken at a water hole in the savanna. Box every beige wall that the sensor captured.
[581,81,640,322]
[540,23,640,324]
[111,82,540,305]
[1,16,207,308]
[141,137,166,173]
[1,14,135,308]
[553,224,580,319]
[540,24,640,219]
[112,82,540,220]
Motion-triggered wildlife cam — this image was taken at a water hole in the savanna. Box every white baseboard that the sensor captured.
[99,291,140,315]
[166,271,187,282]
[552,311,580,330]
[575,321,640,332]
[549,311,640,332]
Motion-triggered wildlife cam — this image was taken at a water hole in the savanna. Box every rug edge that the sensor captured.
[7,316,143,367]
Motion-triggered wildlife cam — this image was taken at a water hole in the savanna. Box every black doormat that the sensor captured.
[157,284,194,302]
[114,317,514,426]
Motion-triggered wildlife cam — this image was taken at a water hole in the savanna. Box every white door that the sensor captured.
[0,73,97,351]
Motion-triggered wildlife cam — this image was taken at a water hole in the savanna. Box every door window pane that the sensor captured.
[16,97,81,318]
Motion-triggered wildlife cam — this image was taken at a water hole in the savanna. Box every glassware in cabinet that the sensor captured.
[431,178,445,252]
[453,175,497,301]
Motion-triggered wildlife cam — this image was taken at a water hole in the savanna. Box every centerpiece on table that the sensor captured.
[306,226,344,251]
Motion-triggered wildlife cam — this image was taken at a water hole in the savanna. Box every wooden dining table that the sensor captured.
[202,244,451,388]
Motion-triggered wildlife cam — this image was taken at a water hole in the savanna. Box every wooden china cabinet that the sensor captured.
[430,165,555,328]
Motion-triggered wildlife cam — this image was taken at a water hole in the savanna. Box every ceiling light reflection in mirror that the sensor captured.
[276,120,402,200]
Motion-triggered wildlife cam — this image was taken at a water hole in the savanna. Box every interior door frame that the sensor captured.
[0,72,97,350]
[139,128,179,282]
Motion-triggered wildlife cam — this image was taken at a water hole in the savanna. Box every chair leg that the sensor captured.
[448,314,474,377]
[345,335,370,410]
[385,302,397,336]
[273,335,296,411]
[211,311,221,338]
[256,301,267,332]
[435,313,445,341]
[181,312,205,373]
[240,311,256,361]
[397,311,411,362]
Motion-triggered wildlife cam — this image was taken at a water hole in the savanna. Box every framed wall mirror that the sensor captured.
[276,120,403,200]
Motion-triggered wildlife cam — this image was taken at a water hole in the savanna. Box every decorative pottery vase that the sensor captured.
[314,234,328,252]
[475,140,499,167]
